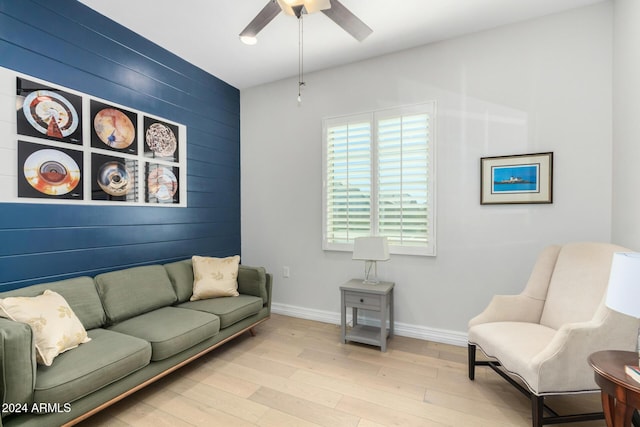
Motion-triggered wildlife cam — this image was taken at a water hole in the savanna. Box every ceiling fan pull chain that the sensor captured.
[298,13,305,104]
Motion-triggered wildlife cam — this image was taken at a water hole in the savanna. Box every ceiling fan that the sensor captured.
[239,0,373,44]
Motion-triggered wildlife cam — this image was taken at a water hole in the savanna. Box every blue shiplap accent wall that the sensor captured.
[0,0,241,290]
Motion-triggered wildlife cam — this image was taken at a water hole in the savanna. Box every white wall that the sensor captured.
[240,2,613,344]
[612,0,640,250]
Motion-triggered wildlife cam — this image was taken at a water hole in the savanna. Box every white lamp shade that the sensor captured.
[605,252,640,318]
[352,237,390,261]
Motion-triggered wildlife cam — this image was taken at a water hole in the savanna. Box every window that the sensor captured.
[323,102,436,256]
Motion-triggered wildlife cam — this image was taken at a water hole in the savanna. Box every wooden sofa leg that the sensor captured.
[532,394,544,427]
[468,344,476,380]
[249,327,256,337]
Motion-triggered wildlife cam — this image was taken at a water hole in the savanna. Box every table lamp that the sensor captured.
[605,252,640,364]
[352,236,390,284]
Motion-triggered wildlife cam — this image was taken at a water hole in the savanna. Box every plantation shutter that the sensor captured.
[323,102,435,256]
[325,119,372,244]
[377,112,430,247]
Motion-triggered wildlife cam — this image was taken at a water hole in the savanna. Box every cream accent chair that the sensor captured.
[468,242,640,427]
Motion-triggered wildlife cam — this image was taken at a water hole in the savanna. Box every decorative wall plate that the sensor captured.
[96,161,132,196]
[22,90,79,138]
[23,148,81,195]
[94,108,135,149]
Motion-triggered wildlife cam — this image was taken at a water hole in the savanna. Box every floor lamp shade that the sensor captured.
[605,252,640,318]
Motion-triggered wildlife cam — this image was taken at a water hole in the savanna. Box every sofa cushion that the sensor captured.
[178,295,263,329]
[191,255,240,300]
[0,290,91,366]
[95,265,177,324]
[0,276,106,330]
[164,259,194,303]
[33,328,151,406]
[108,307,220,361]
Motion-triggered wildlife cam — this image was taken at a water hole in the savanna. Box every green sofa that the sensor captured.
[0,259,272,427]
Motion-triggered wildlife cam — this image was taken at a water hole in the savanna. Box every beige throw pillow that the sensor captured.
[191,255,240,301]
[0,290,91,366]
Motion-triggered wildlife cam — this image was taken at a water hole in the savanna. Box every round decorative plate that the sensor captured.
[23,149,80,195]
[147,166,177,201]
[22,90,78,138]
[145,123,176,157]
[96,161,132,196]
[94,108,135,149]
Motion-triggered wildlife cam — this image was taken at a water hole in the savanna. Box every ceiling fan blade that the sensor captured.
[322,0,372,42]
[239,0,282,38]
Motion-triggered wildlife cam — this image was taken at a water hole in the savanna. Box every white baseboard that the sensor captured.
[271,302,468,347]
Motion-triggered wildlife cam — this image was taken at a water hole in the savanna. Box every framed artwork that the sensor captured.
[17,140,83,200]
[480,152,553,205]
[146,163,179,204]
[91,153,138,202]
[90,100,138,154]
[4,67,186,207]
[143,116,179,162]
[16,77,83,145]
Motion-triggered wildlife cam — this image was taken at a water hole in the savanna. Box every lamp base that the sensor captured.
[363,260,380,285]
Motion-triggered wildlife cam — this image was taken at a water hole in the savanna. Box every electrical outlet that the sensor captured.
[283,266,290,278]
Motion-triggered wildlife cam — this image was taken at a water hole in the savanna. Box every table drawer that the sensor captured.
[344,291,381,310]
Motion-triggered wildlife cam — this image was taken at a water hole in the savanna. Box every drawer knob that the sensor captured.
[360,298,364,303]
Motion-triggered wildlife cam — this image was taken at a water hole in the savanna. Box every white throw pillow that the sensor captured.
[191,255,240,301]
[0,290,91,366]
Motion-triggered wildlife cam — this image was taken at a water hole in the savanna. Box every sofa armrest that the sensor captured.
[533,307,640,393]
[237,265,271,307]
[468,294,545,328]
[0,318,35,417]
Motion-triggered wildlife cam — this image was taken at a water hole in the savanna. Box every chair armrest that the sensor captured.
[0,318,36,417]
[468,294,545,328]
[533,307,640,393]
[237,265,271,308]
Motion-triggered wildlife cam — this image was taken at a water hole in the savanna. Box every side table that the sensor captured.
[340,279,394,352]
[588,350,640,427]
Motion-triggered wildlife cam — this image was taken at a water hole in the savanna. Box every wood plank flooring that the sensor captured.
[78,314,606,427]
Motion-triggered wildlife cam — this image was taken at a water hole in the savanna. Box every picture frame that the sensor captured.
[90,100,138,155]
[480,152,553,205]
[16,77,83,145]
[18,140,83,200]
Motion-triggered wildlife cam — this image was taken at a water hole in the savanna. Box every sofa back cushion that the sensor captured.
[539,242,627,330]
[0,277,106,330]
[164,259,194,303]
[165,260,270,305]
[95,265,177,324]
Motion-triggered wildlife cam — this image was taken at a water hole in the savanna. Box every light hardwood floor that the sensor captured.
[78,314,606,427]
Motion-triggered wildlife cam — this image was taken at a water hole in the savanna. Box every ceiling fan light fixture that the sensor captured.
[302,0,331,13]
[277,0,304,16]
[277,0,330,16]
[239,35,258,45]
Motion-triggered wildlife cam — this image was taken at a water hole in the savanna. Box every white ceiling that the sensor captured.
[78,0,605,90]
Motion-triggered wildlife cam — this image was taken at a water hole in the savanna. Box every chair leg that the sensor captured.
[532,395,544,427]
[468,344,476,380]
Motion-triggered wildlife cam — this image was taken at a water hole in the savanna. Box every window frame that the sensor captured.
[322,102,437,257]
